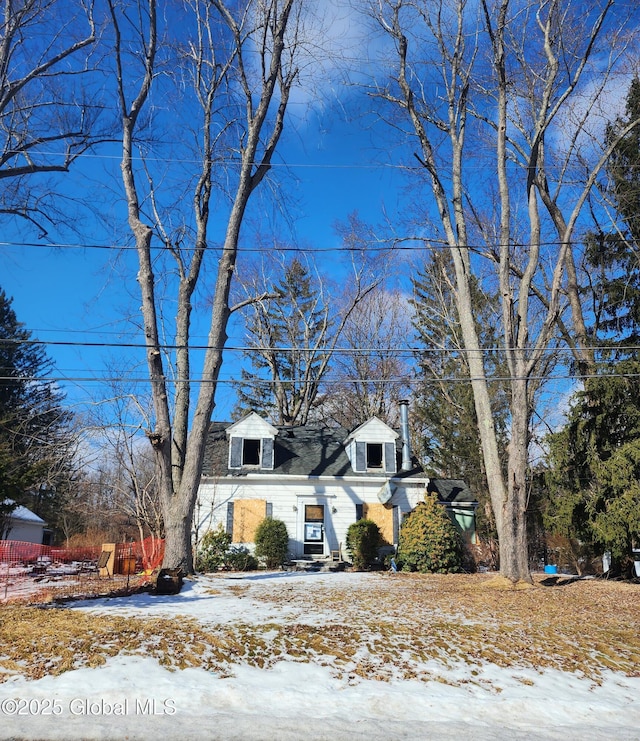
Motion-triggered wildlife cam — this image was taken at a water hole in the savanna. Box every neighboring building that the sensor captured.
[1,502,48,544]
[197,402,477,561]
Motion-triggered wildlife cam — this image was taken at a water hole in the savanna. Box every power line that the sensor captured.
[2,235,633,253]
[0,337,638,356]
[0,371,636,386]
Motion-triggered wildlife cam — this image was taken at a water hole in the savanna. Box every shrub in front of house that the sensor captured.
[254,517,289,568]
[346,518,382,570]
[225,546,259,571]
[397,494,463,573]
[196,525,232,572]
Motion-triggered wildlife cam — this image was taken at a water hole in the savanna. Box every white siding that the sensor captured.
[197,475,427,560]
[226,412,277,439]
[5,520,45,544]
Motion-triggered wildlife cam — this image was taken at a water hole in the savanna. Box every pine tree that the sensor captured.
[235,258,331,425]
[544,78,640,570]
[545,361,640,567]
[410,252,508,539]
[0,288,76,538]
[586,77,640,351]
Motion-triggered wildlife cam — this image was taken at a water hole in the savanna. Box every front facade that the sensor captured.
[197,410,476,561]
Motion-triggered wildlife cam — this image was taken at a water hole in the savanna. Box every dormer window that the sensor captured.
[229,436,274,470]
[354,440,395,472]
[345,417,399,475]
[226,412,278,471]
[366,443,383,469]
[242,439,261,466]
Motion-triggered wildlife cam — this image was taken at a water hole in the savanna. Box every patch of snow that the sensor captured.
[0,571,638,741]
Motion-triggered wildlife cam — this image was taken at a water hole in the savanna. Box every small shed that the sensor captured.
[2,503,48,544]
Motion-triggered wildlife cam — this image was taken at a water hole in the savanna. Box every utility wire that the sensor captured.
[2,235,634,252]
[0,371,636,386]
[0,337,637,356]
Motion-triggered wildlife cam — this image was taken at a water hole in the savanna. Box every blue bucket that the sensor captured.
[544,565,558,574]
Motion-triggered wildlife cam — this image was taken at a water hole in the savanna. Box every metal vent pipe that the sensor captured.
[399,399,412,471]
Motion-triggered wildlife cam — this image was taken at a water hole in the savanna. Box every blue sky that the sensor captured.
[3,93,410,421]
[3,0,634,433]
[1,0,421,423]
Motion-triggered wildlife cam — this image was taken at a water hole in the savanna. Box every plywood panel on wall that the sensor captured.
[233,499,267,543]
[363,503,394,545]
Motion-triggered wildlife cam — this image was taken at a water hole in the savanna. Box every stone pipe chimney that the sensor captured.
[399,399,412,471]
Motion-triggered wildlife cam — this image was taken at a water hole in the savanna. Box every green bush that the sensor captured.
[196,526,232,573]
[346,518,382,570]
[254,518,289,568]
[397,494,463,573]
[225,546,259,571]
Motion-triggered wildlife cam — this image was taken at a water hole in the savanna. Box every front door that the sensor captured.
[303,503,325,556]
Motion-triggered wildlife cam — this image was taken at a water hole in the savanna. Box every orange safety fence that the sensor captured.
[0,537,165,574]
[114,537,165,574]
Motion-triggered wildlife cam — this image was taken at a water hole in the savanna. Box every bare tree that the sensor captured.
[87,384,164,544]
[0,0,99,236]
[109,0,303,572]
[319,286,412,429]
[370,0,640,582]
[234,233,383,426]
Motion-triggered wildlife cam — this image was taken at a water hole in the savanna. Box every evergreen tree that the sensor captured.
[585,77,640,351]
[544,78,640,572]
[545,361,640,568]
[410,252,509,539]
[0,288,76,538]
[606,77,640,245]
[397,493,463,574]
[235,258,331,425]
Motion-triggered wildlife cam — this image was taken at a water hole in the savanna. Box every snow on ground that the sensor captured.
[0,571,638,741]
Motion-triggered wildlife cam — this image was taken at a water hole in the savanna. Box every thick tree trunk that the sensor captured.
[110,0,298,574]
[161,490,197,573]
[500,380,531,581]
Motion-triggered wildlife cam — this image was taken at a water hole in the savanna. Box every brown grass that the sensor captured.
[0,572,638,686]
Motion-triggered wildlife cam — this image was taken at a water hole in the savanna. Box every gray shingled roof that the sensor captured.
[428,479,477,504]
[202,422,426,479]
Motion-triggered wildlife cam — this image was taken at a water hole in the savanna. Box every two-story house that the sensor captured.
[197,402,476,561]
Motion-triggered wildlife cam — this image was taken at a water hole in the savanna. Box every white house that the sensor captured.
[197,402,477,561]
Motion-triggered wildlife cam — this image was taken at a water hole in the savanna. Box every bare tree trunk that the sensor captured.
[109,0,300,573]
[372,0,637,583]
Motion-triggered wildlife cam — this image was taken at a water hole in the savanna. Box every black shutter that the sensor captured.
[355,441,366,471]
[226,502,235,536]
[230,437,242,468]
[393,506,400,545]
[355,503,364,521]
[384,442,396,473]
[261,437,274,469]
